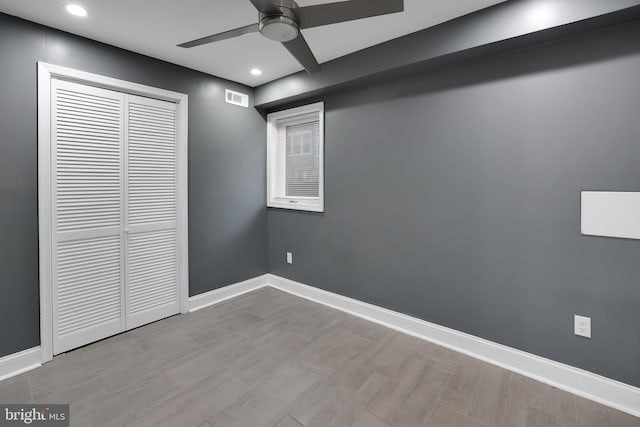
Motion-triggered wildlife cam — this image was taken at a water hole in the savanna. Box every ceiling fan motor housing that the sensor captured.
[259,0,300,42]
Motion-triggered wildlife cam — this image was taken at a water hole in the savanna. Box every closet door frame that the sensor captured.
[38,62,189,363]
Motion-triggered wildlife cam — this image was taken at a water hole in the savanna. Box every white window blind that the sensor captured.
[268,102,324,212]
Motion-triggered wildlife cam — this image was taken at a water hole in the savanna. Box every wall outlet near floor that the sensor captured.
[286,252,293,264]
[574,315,591,338]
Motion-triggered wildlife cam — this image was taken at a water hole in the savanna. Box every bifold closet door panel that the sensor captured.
[51,79,126,354]
[125,95,179,329]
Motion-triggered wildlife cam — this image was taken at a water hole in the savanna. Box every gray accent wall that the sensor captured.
[267,20,640,387]
[0,13,266,358]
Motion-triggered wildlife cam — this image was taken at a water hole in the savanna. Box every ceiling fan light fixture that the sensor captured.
[259,15,299,42]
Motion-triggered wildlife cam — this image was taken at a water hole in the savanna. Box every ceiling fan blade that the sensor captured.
[248,0,281,14]
[178,23,259,48]
[296,0,404,29]
[282,33,320,73]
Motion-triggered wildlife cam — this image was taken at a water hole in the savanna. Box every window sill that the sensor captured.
[268,199,323,213]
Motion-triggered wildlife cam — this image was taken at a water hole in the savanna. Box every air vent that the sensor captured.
[225,89,249,108]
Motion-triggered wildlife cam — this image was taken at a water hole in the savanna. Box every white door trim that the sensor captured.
[37,62,189,363]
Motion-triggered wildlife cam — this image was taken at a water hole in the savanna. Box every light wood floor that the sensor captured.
[1,287,638,427]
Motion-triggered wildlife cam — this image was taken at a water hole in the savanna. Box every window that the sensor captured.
[267,102,324,212]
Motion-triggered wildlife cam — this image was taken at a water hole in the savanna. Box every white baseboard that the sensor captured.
[0,347,41,382]
[188,274,269,312]
[266,274,640,418]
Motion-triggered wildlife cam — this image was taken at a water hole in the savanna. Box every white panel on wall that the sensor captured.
[581,191,640,239]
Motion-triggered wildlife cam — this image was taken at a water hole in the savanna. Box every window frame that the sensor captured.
[267,102,324,212]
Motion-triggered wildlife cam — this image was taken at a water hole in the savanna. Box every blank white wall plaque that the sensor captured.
[581,192,640,239]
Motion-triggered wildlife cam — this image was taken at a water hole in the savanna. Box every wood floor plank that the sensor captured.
[576,394,613,427]
[300,327,372,377]
[193,332,253,362]
[72,372,181,427]
[31,377,107,406]
[437,355,483,413]
[294,336,395,426]
[188,311,263,347]
[576,395,640,427]
[97,334,202,394]
[163,345,229,391]
[502,373,576,427]
[365,332,420,377]
[124,367,250,427]
[438,355,510,425]
[342,316,391,341]
[242,288,305,319]
[287,378,353,427]
[207,360,319,427]
[607,409,640,427]
[241,328,313,383]
[426,404,488,427]
[412,340,462,373]
[329,372,388,427]
[227,328,310,386]
[323,335,396,393]
[350,411,392,427]
[0,374,32,403]
[274,415,305,427]
[28,352,105,399]
[466,359,511,425]
[235,304,300,342]
[392,364,451,427]
[365,356,427,423]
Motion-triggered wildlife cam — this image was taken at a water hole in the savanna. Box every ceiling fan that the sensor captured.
[178,0,404,73]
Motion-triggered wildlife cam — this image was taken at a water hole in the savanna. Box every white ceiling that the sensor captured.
[0,0,506,87]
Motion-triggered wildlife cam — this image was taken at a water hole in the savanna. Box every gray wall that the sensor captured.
[267,21,640,387]
[0,13,267,357]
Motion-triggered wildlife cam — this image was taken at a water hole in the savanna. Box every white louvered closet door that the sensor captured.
[51,80,181,354]
[51,79,126,354]
[125,95,179,329]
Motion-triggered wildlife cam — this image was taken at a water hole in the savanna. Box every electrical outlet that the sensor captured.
[286,252,293,265]
[574,315,591,338]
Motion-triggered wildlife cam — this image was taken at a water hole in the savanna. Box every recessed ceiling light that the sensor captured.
[527,3,555,26]
[250,68,263,76]
[65,4,88,17]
